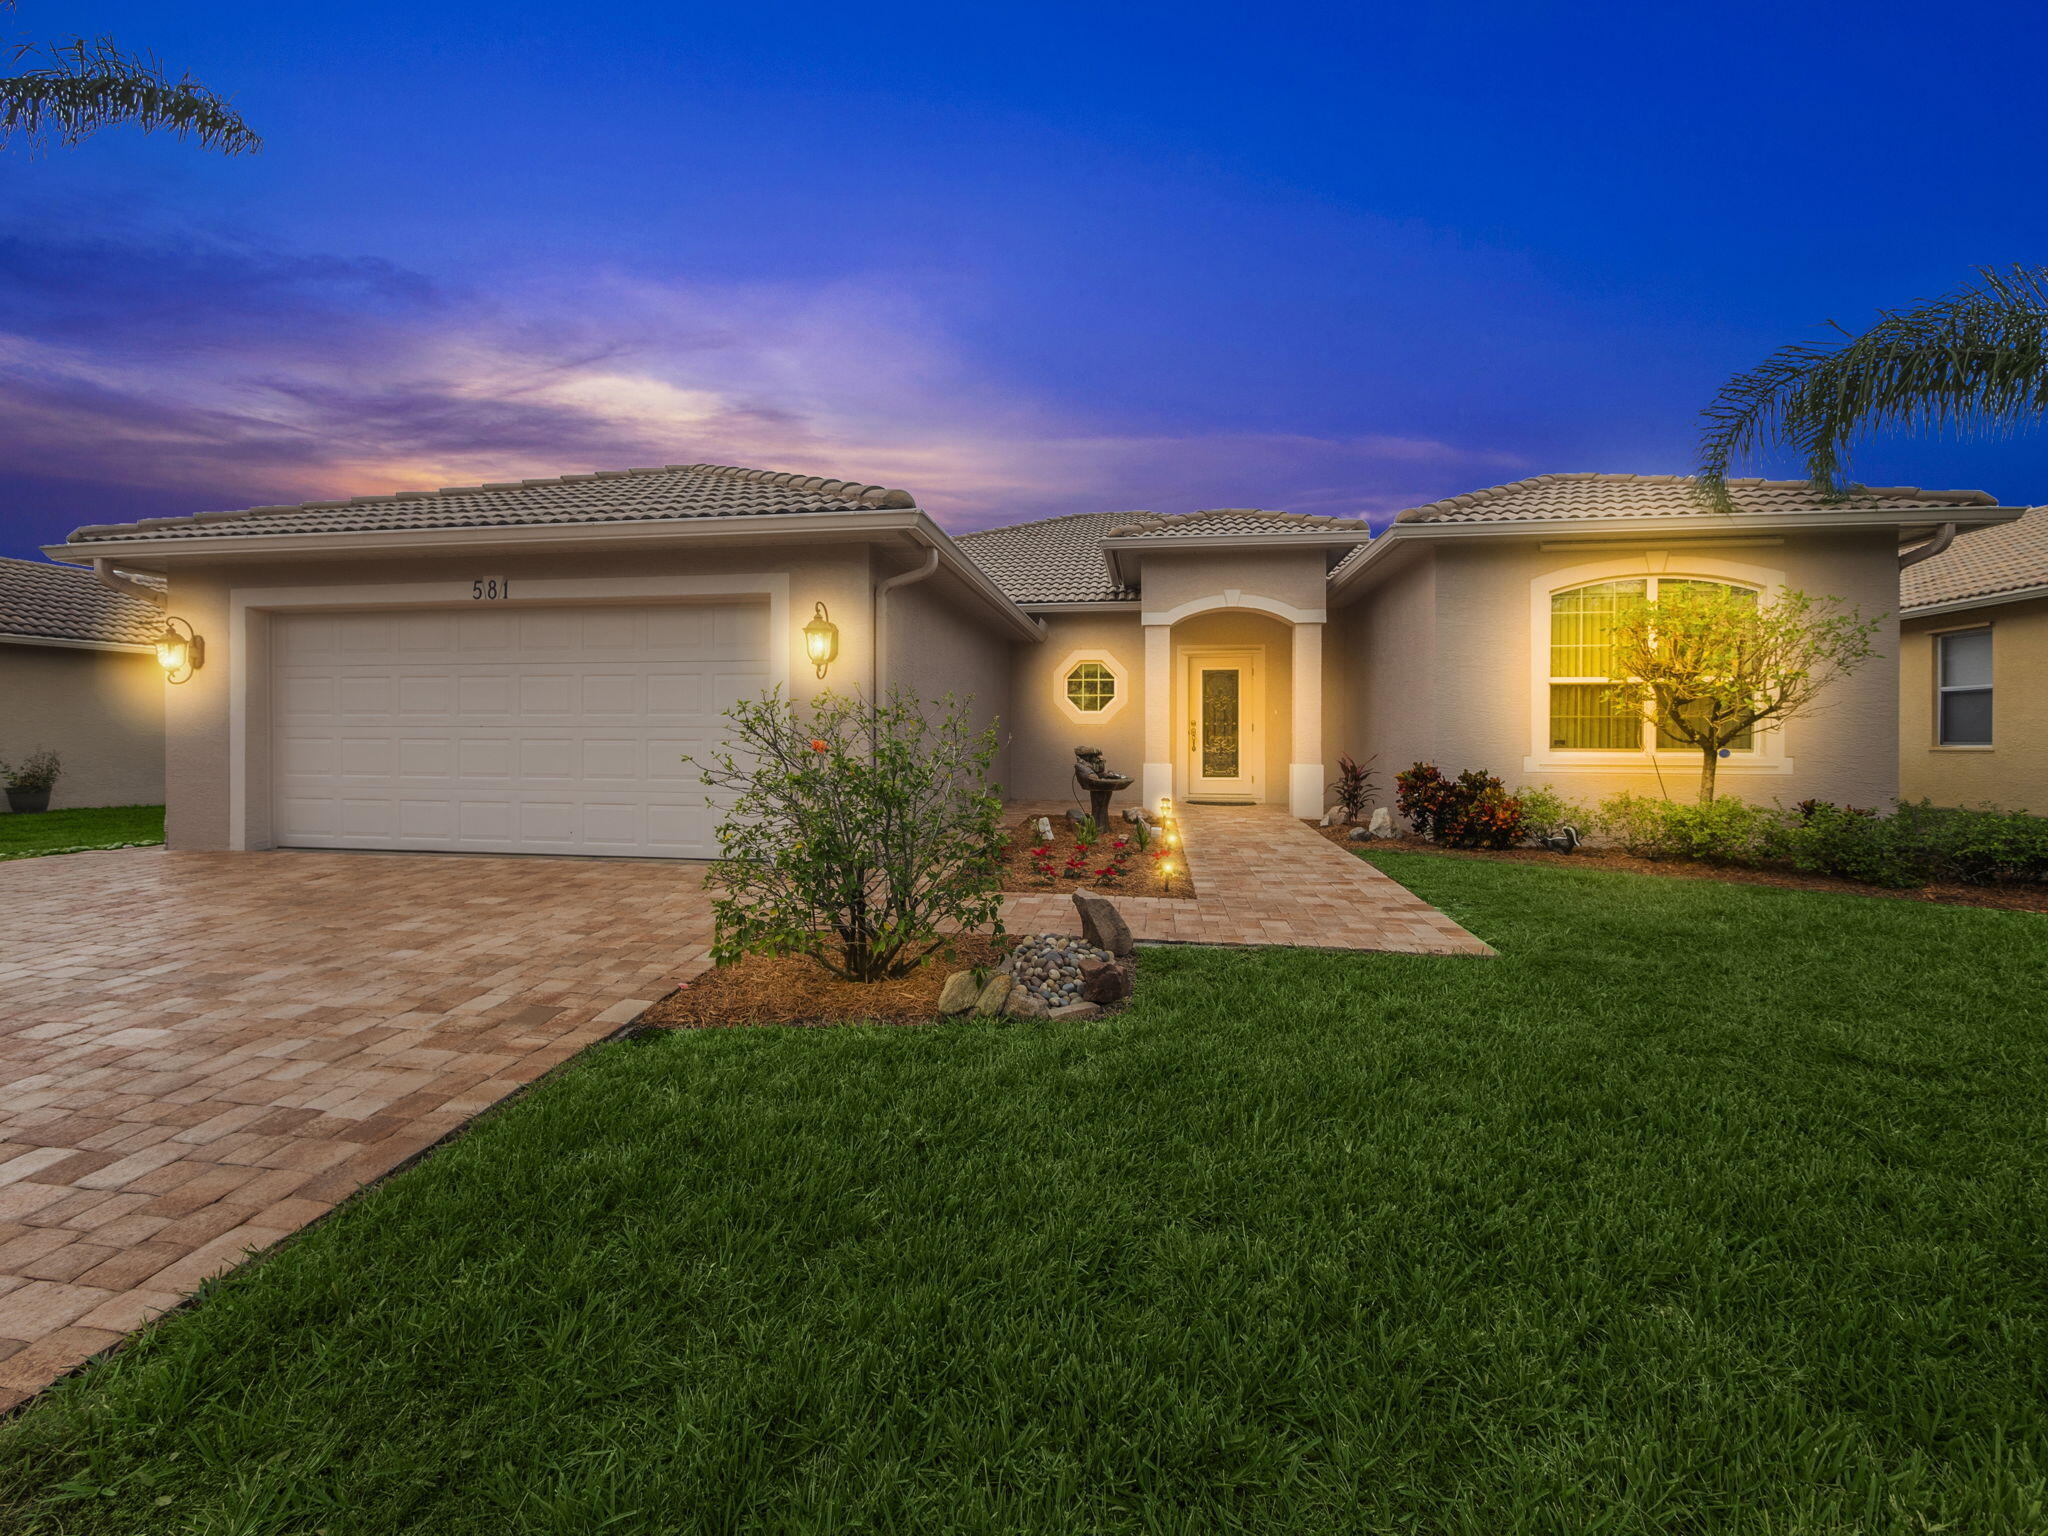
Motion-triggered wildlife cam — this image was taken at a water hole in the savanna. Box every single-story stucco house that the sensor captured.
[44,463,2027,856]
[0,555,165,812]
[1897,505,2048,814]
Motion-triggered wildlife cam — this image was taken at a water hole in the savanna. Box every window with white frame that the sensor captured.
[1936,628,1993,745]
[1547,577,1759,752]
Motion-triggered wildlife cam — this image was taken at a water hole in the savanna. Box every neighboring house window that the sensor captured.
[1936,629,1993,745]
[1547,577,1758,752]
[1064,661,1118,713]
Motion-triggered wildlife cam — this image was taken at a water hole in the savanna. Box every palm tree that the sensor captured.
[1697,265,2048,512]
[1,1,259,155]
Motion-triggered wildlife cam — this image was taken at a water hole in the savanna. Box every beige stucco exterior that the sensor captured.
[0,641,164,810]
[1900,594,2048,812]
[1338,530,1906,811]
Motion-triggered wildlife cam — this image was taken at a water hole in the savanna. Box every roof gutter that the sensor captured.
[1897,523,1957,569]
[92,558,167,612]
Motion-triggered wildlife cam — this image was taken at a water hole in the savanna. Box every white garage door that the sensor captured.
[271,602,769,857]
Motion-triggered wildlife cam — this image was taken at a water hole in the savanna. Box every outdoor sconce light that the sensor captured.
[155,616,203,684]
[802,602,839,679]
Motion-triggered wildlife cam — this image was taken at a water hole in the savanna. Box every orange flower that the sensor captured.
[809,738,829,752]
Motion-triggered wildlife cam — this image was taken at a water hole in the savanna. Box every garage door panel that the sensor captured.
[272,601,764,857]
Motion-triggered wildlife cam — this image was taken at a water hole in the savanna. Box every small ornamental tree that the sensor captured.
[688,689,1006,982]
[1604,585,1880,804]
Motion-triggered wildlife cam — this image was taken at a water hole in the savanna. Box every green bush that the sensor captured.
[1514,784,1593,843]
[1761,802,1923,888]
[1897,800,2048,885]
[688,689,1007,981]
[1595,793,1779,864]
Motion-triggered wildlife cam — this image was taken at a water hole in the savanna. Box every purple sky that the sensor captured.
[5,1,2048,558]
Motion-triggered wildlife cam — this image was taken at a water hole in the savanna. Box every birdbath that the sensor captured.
[1072,746,1133,827]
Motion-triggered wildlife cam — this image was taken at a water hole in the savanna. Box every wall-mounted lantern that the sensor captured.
[803,601,839,679]
[155,616,203,684]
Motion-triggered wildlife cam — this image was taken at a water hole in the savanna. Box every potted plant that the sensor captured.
[2,749,61,814]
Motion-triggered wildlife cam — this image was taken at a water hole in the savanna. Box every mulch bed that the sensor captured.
[642,935,1013,1029]
[998,814,1196,900]
[1312,822,2048,915]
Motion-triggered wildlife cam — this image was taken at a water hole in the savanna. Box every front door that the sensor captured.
[1182,649,1261,800]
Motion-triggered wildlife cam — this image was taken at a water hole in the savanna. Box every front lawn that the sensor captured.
[3,855,2045,1533]
[0,804,163,859]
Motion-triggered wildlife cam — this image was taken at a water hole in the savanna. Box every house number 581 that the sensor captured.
[471,578,510,601]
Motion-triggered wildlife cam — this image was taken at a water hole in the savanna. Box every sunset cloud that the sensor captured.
[0,227,1523,552]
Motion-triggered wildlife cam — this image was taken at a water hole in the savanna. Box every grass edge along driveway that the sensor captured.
[0,805,164,861]
[2,851,2044,1534]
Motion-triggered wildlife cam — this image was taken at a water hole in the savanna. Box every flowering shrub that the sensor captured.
[1396,763,1526,849]
[688,689,1005,981]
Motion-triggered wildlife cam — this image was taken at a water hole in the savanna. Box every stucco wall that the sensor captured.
[1137,547,1330,615]
[1005,611,1146,805]
[155,544,885,851]
[1900,595,2048,812]
[0,642,164,811]
[1342,551,1436,795]
[1338,532,1903,813]
[882,565,1014,787]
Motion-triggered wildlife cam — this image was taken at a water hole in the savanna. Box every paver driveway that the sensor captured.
[0,847,715,1411]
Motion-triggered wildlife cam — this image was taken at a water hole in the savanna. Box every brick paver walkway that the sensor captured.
[0,848,715,1411]
[1002,802,1494,955]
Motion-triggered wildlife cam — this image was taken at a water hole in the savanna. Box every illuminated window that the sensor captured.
[1936,628,1992,745]
[1547,577,1757,752]
[1064,661,1117,713]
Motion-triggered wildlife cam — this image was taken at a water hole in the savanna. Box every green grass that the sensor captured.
[4,854,2046,1534]
[0,805,163,859]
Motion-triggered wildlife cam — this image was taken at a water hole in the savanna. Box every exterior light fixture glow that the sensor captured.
[154,616,203,684]
[802,601,839,679]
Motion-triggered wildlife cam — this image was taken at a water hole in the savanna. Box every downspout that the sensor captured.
[1899,523,1957,569]
[92,557,167,610]
[873,538,940,697]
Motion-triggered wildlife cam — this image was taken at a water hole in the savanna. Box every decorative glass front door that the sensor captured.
[1199,668,1241,778]
[1182,649,1260,798]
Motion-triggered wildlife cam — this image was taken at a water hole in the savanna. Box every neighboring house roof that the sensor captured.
[1393,472,2000,524]
[1903,505,2048,612]
[0,556,163,648]
[959,507,1372,605]
[64,463,917,546]
[955,511,1145,605]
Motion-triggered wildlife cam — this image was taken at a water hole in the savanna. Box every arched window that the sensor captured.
[1547,577,1758,753]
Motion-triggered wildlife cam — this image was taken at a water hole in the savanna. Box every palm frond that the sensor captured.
[1697,265,2048,512]
[1,33,260,155]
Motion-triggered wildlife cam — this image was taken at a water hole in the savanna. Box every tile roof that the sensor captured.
[1104,509,1371,539]
[1903,505,2048,610]
[65,463,917,546]
[959,508,1371,605]
[955,511,1141,604]
[0,557,163,647]
[1394,472,1999,524]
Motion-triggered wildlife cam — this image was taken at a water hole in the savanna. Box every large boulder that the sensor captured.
[937,970,981,1016]
[1006,990,1048,1018]
[1369,806,1395,838]
[1071,890,1134,957]
[971,974,1015,1016]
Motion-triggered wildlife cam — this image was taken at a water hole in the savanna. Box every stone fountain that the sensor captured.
[1072,746,1134,827]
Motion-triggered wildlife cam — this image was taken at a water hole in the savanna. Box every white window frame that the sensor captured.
[1933,625,1993,749]
[1524,554,1793,777]
[1054,648,1130,725]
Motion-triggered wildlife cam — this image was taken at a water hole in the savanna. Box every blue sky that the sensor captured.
[5,0,2048,557]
